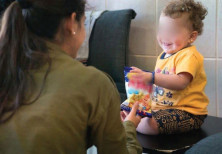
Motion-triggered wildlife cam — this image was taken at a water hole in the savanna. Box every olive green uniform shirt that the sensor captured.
[0,42,142,154]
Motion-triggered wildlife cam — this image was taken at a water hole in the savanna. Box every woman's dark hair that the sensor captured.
[0,0,85,123]
[0,0,15,15]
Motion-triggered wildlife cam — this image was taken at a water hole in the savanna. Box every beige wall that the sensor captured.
[87,0,222,117]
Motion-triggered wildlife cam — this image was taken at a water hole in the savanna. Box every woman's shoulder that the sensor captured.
[45,43,115,91]
[52,55,114,89]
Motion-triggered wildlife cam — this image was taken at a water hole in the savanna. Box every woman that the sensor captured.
[0,0,142,153]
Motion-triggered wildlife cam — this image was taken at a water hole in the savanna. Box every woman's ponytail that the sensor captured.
[0,0,86,123]
[0,1,39,123]
[0,1,29,66]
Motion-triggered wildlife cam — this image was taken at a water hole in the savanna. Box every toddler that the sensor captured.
[131,0,209,135]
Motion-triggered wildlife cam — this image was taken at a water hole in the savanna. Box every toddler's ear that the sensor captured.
[189,31,198,43]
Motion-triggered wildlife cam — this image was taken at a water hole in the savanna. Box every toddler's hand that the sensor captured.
[130,66,143,73]
[131,71,152,85]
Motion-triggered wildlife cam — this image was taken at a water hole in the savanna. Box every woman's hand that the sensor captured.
[120,102,141,127]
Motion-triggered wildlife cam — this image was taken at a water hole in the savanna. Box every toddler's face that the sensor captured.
[157,13,192,54]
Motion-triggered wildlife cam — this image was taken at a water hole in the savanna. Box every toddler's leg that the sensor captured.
[137,109,207,135]
[150,109,206,134]
[136,117,159,135]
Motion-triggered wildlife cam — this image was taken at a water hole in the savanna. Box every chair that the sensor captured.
[185,132,222,154]
[87,9,136,102]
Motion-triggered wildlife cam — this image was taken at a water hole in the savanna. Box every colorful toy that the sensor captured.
[121,67,152,117]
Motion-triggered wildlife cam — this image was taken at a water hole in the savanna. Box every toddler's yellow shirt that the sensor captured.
[152,46,209,115]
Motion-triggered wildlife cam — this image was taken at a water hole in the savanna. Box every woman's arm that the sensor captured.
[91,75,142,154]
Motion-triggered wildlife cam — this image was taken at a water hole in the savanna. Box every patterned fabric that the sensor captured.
[152,109,207,134]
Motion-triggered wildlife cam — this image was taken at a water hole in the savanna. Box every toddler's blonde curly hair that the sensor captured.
[163,0,208,35]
